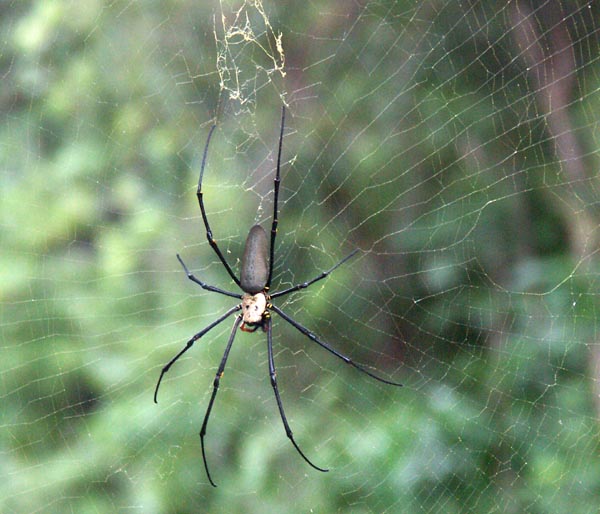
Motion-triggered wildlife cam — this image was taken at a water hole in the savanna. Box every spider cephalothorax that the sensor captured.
[154,105,402,487]
[240,291,268,329]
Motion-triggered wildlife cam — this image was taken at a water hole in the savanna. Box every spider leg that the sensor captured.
[266,316,329,473]
[177,254,241,299]
[266,105,286,289]
[270,249,359,299]
[153,305,241,404]
[270,304,403,387]
[199,315,243,488]
[196,124,242,288]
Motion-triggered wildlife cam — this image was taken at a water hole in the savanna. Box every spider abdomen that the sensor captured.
[240,224,269,294]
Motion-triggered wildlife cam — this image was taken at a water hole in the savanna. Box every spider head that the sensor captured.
[241,292,267,325]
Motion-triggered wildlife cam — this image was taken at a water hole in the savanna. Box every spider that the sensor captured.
[154,105,402,487]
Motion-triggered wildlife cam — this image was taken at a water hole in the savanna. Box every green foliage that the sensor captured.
[2,1,600,513]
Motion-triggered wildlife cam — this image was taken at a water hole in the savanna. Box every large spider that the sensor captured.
[154,106,402,487]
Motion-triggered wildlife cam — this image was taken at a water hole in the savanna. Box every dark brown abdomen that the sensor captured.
[240,225,269,293]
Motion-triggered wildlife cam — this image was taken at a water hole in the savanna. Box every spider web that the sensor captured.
[2,1,600,512]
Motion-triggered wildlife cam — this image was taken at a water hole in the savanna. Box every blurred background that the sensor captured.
[2,1,600,512]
